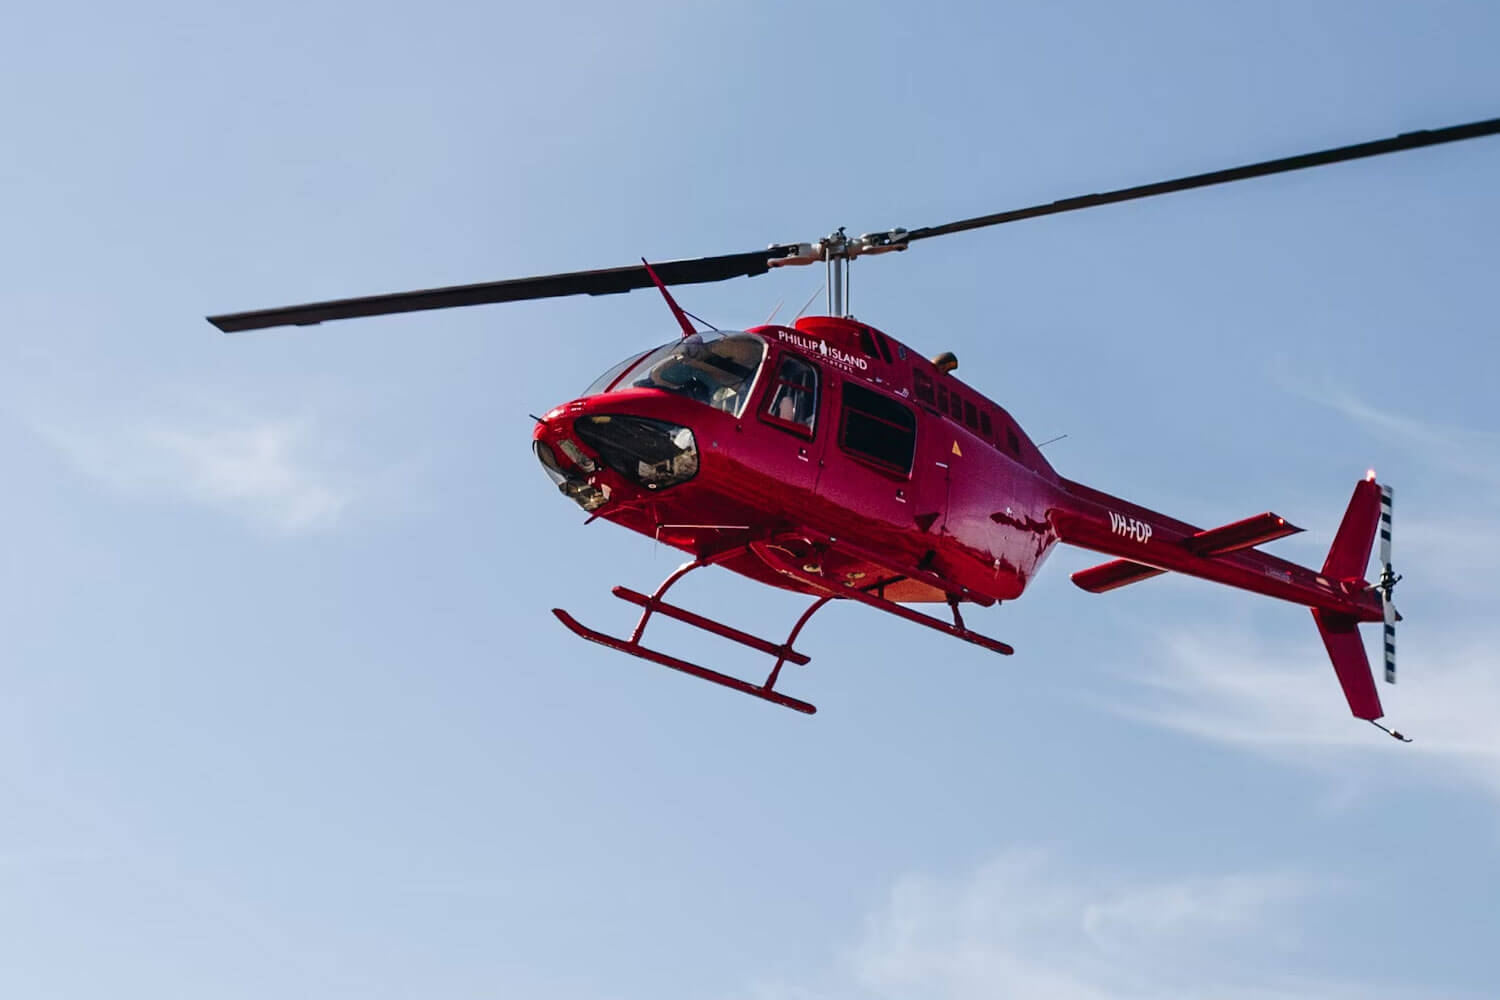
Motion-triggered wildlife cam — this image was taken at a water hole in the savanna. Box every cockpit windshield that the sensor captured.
[582,332,766,417]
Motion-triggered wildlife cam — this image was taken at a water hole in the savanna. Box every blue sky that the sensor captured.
[3,2,1498,997]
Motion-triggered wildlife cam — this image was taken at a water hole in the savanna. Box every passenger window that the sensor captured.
[764,354,819,433]
[980,410,994,440]
[936,384,950,415]
[963,399,979,430]
[913,370,936,406]
[839,382,917,474]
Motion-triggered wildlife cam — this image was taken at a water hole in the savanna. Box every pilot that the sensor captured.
[780,386,804,422]
[642,359,712,403]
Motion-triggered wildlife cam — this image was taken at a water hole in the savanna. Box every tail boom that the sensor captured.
[1052,476,1392,723]
[1048,505,1381,622]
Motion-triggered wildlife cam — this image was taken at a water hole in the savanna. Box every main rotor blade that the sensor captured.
[207,246,801,332]
[904,116,1500,243]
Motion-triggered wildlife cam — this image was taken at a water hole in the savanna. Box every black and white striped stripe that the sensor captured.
[1380,485,1396,684]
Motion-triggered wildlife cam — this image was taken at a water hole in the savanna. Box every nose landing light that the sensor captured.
[534,439,610,512]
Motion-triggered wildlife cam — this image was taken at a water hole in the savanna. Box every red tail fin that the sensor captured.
[1312,609,1382,720]
[1314,475,1389,722]
[1323,476,1381,581]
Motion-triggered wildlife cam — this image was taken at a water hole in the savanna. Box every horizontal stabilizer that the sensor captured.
[1072,559,1166,593]
[1186,512,1302,556]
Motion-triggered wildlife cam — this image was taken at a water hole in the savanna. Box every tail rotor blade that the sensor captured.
[1379,486,1394,568]
[1379,485,1397,684]
[1383,599,1397,684]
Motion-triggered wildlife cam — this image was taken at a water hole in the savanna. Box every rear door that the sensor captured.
[813,378,919,536]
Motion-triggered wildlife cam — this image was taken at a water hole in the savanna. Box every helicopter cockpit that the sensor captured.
[584,332,765,416]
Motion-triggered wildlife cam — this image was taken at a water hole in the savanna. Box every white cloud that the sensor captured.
[38,416,350,533]
[1318,392,1500,490]
[1118,624,1500,801]
[1105,388,1500,799]
[745,851,1413,1000]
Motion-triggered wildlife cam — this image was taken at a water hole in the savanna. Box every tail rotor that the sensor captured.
[1377,484,1401,684]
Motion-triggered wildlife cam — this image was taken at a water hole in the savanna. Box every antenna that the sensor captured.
[792,283,826,322]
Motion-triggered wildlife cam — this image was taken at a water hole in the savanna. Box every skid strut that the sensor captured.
[750,541,1014,656]
[552,551,827,714]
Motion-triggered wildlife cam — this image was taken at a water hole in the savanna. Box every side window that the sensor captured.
[913,369,936,407]
[980,410,994,441]
[764,354,819,434]
[963,399,979,431]
[839,382,917,475]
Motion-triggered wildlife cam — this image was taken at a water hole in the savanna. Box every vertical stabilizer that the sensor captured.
[1323,476,1381,581]
[1312,609,1383,720]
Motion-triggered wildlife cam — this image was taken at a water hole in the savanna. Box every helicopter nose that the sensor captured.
[572,413,699,492]
[533,404,701,511]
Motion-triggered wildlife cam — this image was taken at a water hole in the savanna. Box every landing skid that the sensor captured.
[552,608,820,714]
[552,550,827,713]
[552,539,1015,713]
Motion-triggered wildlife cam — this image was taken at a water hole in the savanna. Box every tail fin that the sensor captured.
[1323,476,1382,582]
[1314,476,1406,735]
[1312,609,1382,721]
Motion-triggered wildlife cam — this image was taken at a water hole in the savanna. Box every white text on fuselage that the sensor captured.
[776,330,870,372]
[1109,511,1153,544]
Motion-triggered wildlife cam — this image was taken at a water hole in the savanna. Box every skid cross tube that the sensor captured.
[551,550,825,714]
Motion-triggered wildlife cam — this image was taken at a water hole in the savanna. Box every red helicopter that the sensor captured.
[210,116,1500,738]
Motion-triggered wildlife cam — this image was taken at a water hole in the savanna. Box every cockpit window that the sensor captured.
[599,332,766,417]
[582,348,652,397]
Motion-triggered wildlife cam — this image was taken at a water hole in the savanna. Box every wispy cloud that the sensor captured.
[1318,391,1500,489]
[744,851,1417,1000]
[1110,389,1500,795]
[1119,624,1500,800]
[38,416,350,533]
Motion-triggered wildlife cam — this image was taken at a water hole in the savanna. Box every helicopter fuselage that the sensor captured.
[532,315,1063,605]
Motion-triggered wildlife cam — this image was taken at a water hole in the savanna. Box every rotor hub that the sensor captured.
[765,227,911,317]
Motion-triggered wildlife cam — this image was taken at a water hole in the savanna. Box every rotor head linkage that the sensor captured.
[767,227,910,317]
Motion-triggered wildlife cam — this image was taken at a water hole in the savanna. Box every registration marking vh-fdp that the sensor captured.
[1109,511,1153,544]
